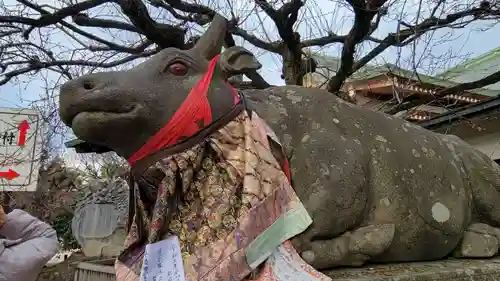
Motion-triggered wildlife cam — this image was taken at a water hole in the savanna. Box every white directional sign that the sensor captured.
[0,107,42,192]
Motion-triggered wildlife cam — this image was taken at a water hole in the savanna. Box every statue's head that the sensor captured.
[59,15,261,158]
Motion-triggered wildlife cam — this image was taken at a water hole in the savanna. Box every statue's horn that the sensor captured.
[193,14,228,60]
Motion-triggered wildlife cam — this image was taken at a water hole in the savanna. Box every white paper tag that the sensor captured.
[139,236,186,281]
[254,243,332,281]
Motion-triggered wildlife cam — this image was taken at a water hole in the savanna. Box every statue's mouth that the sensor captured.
[63,104,139,127]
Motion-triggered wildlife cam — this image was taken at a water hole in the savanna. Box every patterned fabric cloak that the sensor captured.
[115,108,313,281]
[115,54,317,280]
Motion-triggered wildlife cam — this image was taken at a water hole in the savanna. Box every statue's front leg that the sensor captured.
[295,224,396,270]
[453,223,500,258]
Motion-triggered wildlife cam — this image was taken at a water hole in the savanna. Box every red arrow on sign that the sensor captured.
[0,169,19,180]
[17,120,30,147]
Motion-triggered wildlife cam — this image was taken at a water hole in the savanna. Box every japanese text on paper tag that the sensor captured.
[139,236,186,281]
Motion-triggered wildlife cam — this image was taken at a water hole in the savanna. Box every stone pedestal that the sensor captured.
[325,258,500,280]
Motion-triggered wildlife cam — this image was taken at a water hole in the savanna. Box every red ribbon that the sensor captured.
[128,55,239,165]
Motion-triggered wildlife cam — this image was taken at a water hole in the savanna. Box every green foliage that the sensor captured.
[99,163,122,179]
[51,213,78,250]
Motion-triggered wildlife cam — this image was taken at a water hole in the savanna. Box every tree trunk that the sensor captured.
[282,46,304,85]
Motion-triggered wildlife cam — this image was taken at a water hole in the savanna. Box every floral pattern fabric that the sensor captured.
[115,110,312,281]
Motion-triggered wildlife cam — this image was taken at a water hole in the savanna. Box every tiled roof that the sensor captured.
[418,95,500,129]
[437,47,500,89]
[310,53,500,97]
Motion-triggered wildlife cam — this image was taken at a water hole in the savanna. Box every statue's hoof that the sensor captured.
[453,223,500,258]
[301,223,395,269]
[301,250,315,263]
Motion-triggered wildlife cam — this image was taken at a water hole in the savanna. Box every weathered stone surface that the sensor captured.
[467,223,500,240]
[72,178,128,257]
[453,223,500,258]
[36,252,89,281]
[453,232,498,258]
[10,158,80,221]
[80,228,127,257]
[74,178,129,227]
[57,15,500,271]
[245,86,500,268]
[37,257,500,281]
[325,258,500,281]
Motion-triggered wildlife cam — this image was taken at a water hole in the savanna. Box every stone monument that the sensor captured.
[59,14,500,280]
[71,178,128,257]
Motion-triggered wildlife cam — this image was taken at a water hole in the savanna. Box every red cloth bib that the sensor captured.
[128,55,239,165]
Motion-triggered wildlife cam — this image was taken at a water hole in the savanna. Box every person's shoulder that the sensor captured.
[7,209,29,215]
[4,209,33,221]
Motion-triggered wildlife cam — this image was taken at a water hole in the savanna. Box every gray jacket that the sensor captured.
[0,209,60,281]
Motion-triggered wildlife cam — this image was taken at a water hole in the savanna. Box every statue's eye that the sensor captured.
[167,62,188,76]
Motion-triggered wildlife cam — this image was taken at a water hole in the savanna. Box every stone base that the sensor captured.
[324,258,500,280]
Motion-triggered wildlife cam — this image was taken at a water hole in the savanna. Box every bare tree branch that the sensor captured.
[1,0,500,115]
[326,0,389,93]
[0,50,158,86]
[441,71,500,95]
[354,5,500,75]
[14,1,148,53]
[118,0,186,48]
[72,13,142,34]
[19,0,113,28]
[385,69,500,115]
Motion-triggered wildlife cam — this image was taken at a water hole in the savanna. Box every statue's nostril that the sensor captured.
[83,81,94,90]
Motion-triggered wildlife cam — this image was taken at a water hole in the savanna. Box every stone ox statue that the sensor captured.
[59,15,500,273]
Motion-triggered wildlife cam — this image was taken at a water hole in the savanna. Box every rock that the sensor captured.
[72,177,129,257]
[58,15,500,269]
[453,231,499,258]
[325,258,500,281]
[467,223,500,241]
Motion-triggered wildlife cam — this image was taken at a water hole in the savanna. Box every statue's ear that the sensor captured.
[218,46,262,78]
